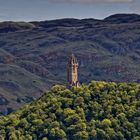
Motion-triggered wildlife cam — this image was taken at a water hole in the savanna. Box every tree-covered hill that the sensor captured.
[0,81,139,140]
[0,13,140,115]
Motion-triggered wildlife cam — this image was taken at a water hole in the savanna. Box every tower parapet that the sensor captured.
[67,54,79,88]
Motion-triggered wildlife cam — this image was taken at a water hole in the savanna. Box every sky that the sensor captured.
[0,0,140,21]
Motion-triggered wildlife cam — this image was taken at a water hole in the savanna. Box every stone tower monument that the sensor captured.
[67,54,79,88]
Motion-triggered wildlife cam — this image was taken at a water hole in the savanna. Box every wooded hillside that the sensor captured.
[0,81,139,140]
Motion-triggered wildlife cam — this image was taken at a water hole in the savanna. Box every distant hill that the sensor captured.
[0,14,140,114]
[0,81,139,139]
[0,21,35,33]
[104,14,140,23]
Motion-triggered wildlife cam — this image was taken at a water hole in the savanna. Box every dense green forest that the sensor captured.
[0,81,140,140]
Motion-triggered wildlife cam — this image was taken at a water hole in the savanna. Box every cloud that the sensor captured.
[129,0,140,13]
[131,4,140,13]
[49,0,133,4]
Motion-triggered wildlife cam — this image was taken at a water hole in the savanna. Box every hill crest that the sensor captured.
[0,13,140,33]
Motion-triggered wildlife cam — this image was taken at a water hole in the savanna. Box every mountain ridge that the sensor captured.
[0,13,140,115]
[0,13,140,33]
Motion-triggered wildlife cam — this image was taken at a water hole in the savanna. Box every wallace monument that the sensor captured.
[67,54,79,88]
[0,0,140,139]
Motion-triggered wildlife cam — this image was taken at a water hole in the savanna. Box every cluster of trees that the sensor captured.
[0,81,139,140]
